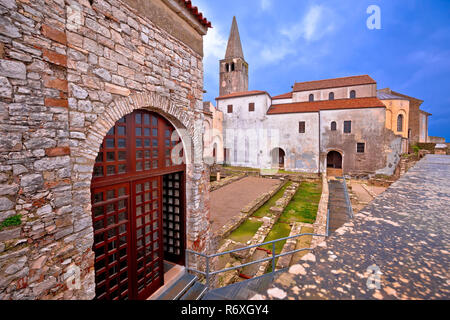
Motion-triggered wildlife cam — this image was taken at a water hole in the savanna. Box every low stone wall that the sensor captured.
[209,173,246,192]
[213,180,285,241]
[275,222,303,270]
[311,174,329,249]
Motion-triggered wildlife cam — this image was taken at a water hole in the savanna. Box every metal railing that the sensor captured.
[185,209,330,291]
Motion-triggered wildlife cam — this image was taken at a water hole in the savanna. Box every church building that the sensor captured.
[211,17,413,177]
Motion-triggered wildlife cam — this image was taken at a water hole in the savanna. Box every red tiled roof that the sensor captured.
[181,0,212,28]
[216,90,270,100]
[293,75,376,92]
[272,92,293,100]
[267,97,385,115]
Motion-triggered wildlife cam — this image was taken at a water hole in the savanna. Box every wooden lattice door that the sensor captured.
[91,110,185,300]
[162,172,185,265]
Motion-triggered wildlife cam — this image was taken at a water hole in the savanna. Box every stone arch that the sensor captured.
[71,91,209,298]
[78,92,196,163]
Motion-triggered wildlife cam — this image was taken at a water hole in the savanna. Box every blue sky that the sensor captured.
[195,0,450,141]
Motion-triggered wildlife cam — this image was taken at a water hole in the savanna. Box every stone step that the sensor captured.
[157,273,197,300]
[180,281,208,300]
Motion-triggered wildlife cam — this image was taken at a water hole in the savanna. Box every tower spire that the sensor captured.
[225,16,244,59]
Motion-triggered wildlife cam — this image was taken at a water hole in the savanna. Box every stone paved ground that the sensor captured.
[210,177,280,234]
[256,155,450,300]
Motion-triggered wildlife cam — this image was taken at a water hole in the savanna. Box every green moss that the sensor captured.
[279,182,322,224]
[229,219,263,244]
[260,222,291,254]
[0,215,22,231]
[252,182,291,218]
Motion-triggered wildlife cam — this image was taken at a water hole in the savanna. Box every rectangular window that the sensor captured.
[357,143,365,153]
[227,105,233,113]
[344,121,352,133]
[299,121,306,134]
[249,103,255,112]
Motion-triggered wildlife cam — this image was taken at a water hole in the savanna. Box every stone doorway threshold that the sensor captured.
[147,261,185,300]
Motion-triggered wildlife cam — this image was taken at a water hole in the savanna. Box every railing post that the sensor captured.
[272,243,276,273]
[206,255,210,291]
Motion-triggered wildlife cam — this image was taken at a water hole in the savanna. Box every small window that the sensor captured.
[225,63,229,72]
[329,92,334,100]
[227,105,233,113]
[249,103,255,112]
[357,143,365,153]
[344,121,352,133]
[309,94,314,102]
[397,114,404,132]
[231,62,235,71]
[299,121,306,134]
[350,90,356,99]
[331,121,337,131]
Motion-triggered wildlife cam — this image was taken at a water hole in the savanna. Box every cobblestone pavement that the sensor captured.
[255,155,450,300]
[210,177,280,233]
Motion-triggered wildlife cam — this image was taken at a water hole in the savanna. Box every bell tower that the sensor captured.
[219,16,248,96]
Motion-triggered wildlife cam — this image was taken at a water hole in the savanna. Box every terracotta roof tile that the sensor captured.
[181,0,212,28]
[267,97,385,115]
[293,75,376,92]
[272,92,293,100]
[216,90,269,100]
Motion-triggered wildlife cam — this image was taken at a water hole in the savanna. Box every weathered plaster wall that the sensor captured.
[419,112,429,143]
[266,113,319,172]
[0,0,210,300]
[320,108,389,175]
[292,84,376,103]
[217,94,270,167]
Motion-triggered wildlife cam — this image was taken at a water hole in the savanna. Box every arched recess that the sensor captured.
[73,92,209,300]
[271,147,286,169]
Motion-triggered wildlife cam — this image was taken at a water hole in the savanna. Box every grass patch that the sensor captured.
[279,181,321,224]
[260,222,291,255]
[0,215,22,231]
[229,219,263,244]
[252,182,291,218]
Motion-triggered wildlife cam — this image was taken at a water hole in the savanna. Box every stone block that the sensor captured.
[41,25,67,45]
[43,49,67,67]
[0,59,26,79]
[45,147,70,157]
[105,83,130,96]
[0,227,21,241]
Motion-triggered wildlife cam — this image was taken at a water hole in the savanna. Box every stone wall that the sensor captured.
[0,0,210,300]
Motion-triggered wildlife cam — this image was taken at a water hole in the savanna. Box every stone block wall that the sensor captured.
[0,0,210,300]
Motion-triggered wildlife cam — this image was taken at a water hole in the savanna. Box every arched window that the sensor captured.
[329,92,334,100]
[309,94,314,102]
[331,121,337,131]
[231,62,235,71]
[397,114,404,132]
[350,90,356,99]
[225,63,229,72]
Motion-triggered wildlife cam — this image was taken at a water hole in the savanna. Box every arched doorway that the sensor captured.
[327,151,342,169]
[327,151,343,177]
[90,109,185,300]
[271,148,285,169]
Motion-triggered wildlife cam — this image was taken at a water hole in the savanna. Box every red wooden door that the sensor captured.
[91,110,185,300]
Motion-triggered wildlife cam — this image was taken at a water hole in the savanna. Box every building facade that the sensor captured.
[214,18,403,177]
[0,0,211,300]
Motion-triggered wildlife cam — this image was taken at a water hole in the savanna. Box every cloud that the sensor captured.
[255,4,338,64]
[281,5,336,42]
[260,0,272,11]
